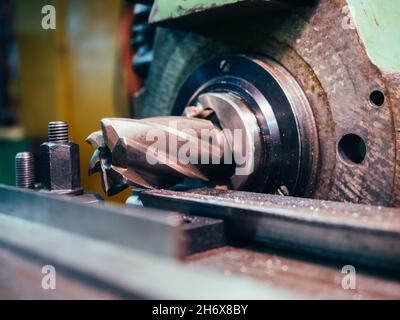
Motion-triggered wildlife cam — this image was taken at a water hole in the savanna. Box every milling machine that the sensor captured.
[91,0,400,207]
[1,0,400,299]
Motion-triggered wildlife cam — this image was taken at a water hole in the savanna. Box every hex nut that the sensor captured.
[40,141,82,194]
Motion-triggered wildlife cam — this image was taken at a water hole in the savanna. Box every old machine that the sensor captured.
[1,0,400,299]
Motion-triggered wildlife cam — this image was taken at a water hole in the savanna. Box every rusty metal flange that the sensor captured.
[135,0,399,206]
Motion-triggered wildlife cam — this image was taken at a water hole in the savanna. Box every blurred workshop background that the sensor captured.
[0,0,141,201]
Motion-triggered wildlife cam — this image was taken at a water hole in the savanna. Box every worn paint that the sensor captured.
[151,0,400,74]
[347,0,400,73]
[150,0,244,22]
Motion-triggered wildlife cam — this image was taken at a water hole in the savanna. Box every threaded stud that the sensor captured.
[48,121,69,143]
[15,152,35,188]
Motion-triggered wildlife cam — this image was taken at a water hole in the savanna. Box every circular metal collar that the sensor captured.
[174,54,318,196]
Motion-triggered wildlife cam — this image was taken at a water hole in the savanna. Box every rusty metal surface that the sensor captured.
[0,213,299,299]
[283,0,398,206]
[186,246,400,299]
[136,0,400,207]
[386,73,400,207]
[1,204,397,300]
[141,188,400,272]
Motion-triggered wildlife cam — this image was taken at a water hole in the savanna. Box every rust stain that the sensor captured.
[186,246,400,299]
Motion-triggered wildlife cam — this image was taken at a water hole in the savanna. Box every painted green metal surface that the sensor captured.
[151,0,400,73]
[348,0,400,73]
[151,0,243,22]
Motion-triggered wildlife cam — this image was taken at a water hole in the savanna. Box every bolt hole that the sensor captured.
[369,90,385,106]
[338,134,366,164]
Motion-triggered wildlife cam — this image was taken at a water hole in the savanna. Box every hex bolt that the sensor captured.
[40,121,83,195]
[218,59,230,73]
[277,185,290,196]
[15,152,35,188]
[48,121,69,143]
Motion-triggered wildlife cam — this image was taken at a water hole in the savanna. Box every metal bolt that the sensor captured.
[15,152,35,188]
[277,185,290,196]
[40,121,83,195]
[48,121,69,143]
[218,59,230,73]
